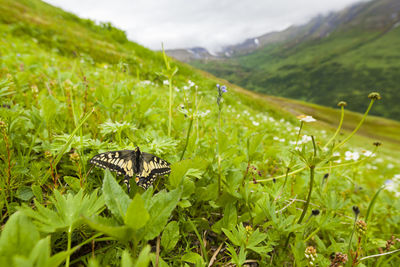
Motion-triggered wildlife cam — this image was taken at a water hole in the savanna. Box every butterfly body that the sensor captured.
[90,147,170,191]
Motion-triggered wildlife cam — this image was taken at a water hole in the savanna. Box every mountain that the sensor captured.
[169,0,400,120]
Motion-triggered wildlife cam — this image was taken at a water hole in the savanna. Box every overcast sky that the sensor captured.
[45,0,365,52]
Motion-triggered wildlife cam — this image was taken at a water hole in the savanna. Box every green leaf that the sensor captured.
[121,250,133,267]
[161,221,179,252]
[144,188,182,240]
[181,252,204,265]
[365,185,385,223]
[222,202,237,231]
[0,212,40,266]
[102,170,131,222]
[31,185,43,203]
[169,158,206,187]
[20,189,104,233]
[169,159,193,187]
[64,176,81,192]
[15,186,34,201]
[125,193,149,230]
[88,258,100,267]
[84,216,133,242]
[213,202,237,234]
[247,133,264,161]
[247,229,268,248]
[222,228,240,246]
[134,245,151,267]
[27,236,51,267]
[150,255,169,267]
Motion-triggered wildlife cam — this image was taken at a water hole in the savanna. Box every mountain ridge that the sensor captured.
[169,0,400,120]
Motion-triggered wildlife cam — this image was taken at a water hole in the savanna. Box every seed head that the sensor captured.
[356,220,367,236]
[0,121,6,130]
[368,92,381,100]
[44,151,53,158]
[337,101,347,107]
[329,252,348,267]
[70,152,80,162]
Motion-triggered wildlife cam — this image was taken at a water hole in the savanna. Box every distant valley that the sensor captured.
[167,0,400,120]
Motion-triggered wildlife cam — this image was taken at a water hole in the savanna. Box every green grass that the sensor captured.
[1,0,400,266]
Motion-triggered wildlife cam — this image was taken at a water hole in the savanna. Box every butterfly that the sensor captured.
[90,147,171,192]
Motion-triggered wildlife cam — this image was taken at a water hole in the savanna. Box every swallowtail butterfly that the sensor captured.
[90,147,170,192]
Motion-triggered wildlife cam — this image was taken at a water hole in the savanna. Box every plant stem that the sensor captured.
[180,118,193,160]
[324,105,345,149]
[297,136,317,224]
[161,44,173,137]
[348,214,359,258]
[188,219,209,262]
[298,165,315,224]
[256,166,306,183]
[334,99,375,150]
[66,226,72,267]
[217,106,222,195]
[168,78,172,137]
[276,121,303,200]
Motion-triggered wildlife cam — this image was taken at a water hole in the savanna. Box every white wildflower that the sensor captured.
[362,150,375,157]
[297,114,316,123]
[163,80,169,85]
[252,121,260,126]
[300,135,312,144]
[345,151,360,161]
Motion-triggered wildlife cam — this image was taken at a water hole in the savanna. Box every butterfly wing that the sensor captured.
[136,152,171,189]
[90,150,139,178]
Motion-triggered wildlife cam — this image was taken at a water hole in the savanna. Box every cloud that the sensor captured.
[45,0,365,52]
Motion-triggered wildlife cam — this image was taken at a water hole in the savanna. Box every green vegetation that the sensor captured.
[1,0,400,266]
[192,24,400,120]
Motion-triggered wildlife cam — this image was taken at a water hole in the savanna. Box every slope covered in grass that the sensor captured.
[191,0,400,120]
[1,0,400,266]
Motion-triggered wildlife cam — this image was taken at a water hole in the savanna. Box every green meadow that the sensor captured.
[0,0,399,266]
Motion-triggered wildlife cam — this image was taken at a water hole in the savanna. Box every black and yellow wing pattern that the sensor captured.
[90,147,170,191]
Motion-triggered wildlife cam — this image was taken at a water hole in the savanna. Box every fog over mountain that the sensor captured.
[45,0,364,52]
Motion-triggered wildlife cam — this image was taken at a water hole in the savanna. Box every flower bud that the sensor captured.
[356,220,367,236]
[368,92,381,100]
[305,246,317,266]
[330,252,348,267]
[352,206,360,216]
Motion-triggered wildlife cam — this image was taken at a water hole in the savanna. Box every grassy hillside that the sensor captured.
[1,0,400,266]
[192,0,400,120]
